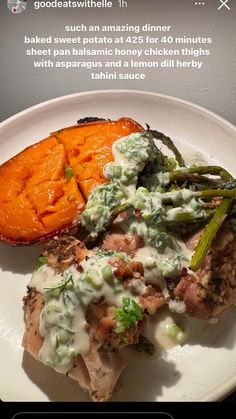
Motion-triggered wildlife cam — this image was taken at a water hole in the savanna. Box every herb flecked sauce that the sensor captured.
[32,132,207,372]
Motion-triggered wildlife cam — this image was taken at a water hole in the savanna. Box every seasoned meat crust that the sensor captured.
[23,236,162,401]
[176,227,236,320]
[22,288,44,357]
[103,233,144,257]
[22,287,125,402]
[43,236,91,273]
[22,219,236,402]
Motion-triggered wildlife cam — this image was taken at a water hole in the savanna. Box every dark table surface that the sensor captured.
[224,391,236,401]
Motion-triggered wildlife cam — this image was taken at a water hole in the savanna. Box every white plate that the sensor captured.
[0,90,236,402]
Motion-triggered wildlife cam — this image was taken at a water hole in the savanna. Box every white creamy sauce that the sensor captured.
[38,291,90,374]
[31,264,64,293]
[31,253,145,374]
[124,182,137,198]
[145,309,188,350]
[155,171,170,186]
[79,255,142,307]
[162,188,193,204]
[133,246,168,291]
[184,151,208,167]
[111,137,132,168]
[154,315,179,349]
[111,134,147,173]
[134,242,192,305]
[103,133,151,198]
[165,207,183,221]
[178,240,193,263]
[31,134,208,371]
[168,299,186,314]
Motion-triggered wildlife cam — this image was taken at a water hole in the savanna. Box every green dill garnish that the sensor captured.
[56,324,75,335]
[62,290,77,307]
[96,248,115,258]
[64,166,74,179]
[36,255,47,271]
[84,288,93,293]
[96,248,127,260]
[44,275,74,297]
[155,231,174,253]
[114,297,142,334]
[116,132,155,165]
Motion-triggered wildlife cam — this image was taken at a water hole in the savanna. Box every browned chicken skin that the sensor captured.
[103,232,144,257]
[22,236,158,401]
[22,287,125,401]
[175,227,236,320]
[22,218,236,401]
[22,288,44,357]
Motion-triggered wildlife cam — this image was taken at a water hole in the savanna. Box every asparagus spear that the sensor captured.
[148,130,185,167]
[165,210,214,225]
[174,176,221,191]
[169,172,221,188]
[195,189,236,199]
[170,166,233,183]
[160,188,236,204]
[217,179,236,190]
[190,199,232,272]
[197,179,236,191]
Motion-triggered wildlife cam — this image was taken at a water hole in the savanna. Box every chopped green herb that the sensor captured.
[113,166,122,178]
[167,157,177,171]
[62,290,77,307]
[96,248,116,258]
[85,269,103,290]
[36,255,47,271]
[102,265,113,283]
[74,284,80,296]
[155,232,173,253]
[116,132,155,165]
[114,297,142,334]
[167,323,187,344]
[64,166,74,179]
[96,248,128,261]
[44,275,74,297]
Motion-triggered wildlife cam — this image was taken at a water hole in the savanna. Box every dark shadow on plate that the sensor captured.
[22,350,90,401]
[0,243,43,274]
[113,347,181,401]
[21,310,236,401]
[185,308,236,350]
[22,347,181,402]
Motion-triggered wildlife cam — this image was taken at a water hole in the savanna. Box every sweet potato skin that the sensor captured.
[0,117,144,245]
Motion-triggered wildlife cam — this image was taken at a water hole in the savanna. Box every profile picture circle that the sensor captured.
[8,0,27,14]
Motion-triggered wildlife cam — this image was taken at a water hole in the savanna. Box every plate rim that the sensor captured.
[0,89,235,134]
[0,88,236,402]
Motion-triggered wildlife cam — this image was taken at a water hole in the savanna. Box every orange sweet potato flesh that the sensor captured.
[54,117,144,198]
[0,117,144,245]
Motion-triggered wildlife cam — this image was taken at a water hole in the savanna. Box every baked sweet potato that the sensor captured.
[53,117,144,198]
[0,117,144,245]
